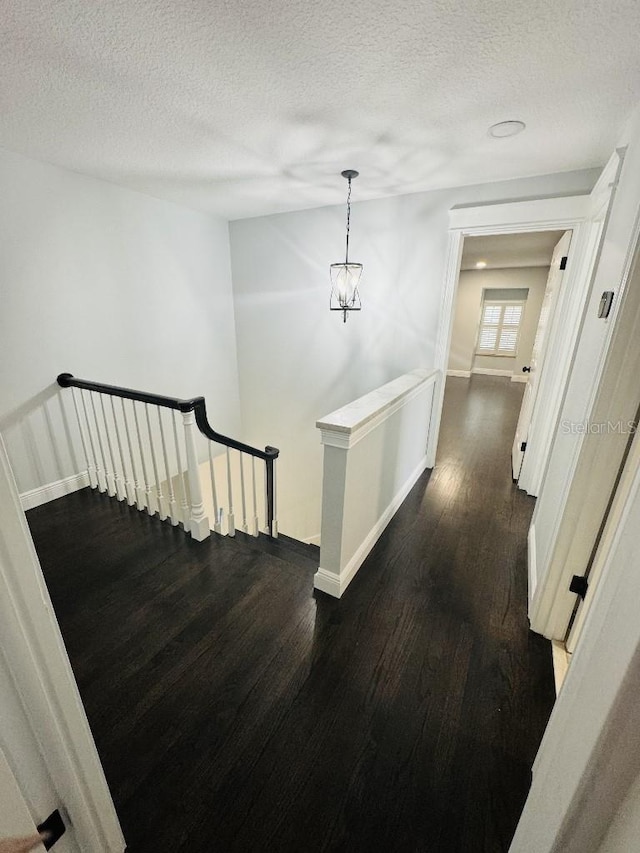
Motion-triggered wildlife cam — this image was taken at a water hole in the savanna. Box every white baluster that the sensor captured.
[111,397,134,506]
[121,399,143,510]
[80,390,101,491]
[71,387,96,489]
[145,404,167,521]
[239,452,248,533]
[264,460,269,534]
[89,392,108,493]
[94,395,115,497]
[226,447,235,537]
[250,457,259,537]
[157,408,178,526]
[172,411,190,532]
[181,410,210,541]
[99,395,121,499]
[208,444,222,534]
[133,401,154,515]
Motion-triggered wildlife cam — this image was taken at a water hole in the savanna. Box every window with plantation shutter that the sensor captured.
[476,299,525,357]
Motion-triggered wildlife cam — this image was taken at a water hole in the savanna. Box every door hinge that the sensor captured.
[520,441,527,452]
[560,256,568,270]
[569,575,589,600]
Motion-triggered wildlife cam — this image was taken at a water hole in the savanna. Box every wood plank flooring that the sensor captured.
[26,375,555,852]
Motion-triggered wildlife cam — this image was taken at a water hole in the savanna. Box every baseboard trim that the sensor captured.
[472,368,513,377]
[313,568,342,597]
[446,369,471,378]
[511,375,528,383]
[20,471,90,511]
[314,455,429,598]
[303,534,321,546]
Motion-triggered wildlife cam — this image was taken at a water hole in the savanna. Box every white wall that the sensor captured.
[230,169,598,541]
[448,267,548,375]
[599,770,640,852]
[0,147,242,496]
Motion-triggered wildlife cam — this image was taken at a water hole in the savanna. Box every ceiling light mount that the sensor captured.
[488,120,526,139]
[330,169,363,323]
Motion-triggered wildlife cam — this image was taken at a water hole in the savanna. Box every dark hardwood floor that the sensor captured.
[26,375,555,852]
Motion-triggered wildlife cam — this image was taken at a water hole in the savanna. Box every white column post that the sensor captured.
[271,458,278,539]
[181,410,210,541]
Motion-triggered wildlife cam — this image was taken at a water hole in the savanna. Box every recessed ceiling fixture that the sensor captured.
[488,120,526,138]
[330,169,362,323]
[475,261,487,269]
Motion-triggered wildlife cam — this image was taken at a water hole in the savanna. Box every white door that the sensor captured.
[511,231,572,480]
[0,747,46,852]
[0,435,125,853]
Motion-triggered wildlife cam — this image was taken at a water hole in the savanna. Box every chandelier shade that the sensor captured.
[330,262,362,313]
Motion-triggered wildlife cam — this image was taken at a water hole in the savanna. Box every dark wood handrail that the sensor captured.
[57,373,279,461]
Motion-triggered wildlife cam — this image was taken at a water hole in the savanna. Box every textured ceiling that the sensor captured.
[461,231,565,270]
[1,0,639,219]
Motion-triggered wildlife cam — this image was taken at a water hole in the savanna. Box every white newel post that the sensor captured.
[271,457,278,539]
[181,410,210,541]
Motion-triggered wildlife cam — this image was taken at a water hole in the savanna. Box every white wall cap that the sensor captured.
[317,368,439,449]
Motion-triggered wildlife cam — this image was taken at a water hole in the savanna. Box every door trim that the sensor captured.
[0,435,125,851]
[428,194,591,469]
[530,198,640,639]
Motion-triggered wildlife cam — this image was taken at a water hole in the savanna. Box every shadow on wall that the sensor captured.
[0,384,82,497]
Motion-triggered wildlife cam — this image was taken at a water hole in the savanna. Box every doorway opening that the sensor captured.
[445,229,571,488]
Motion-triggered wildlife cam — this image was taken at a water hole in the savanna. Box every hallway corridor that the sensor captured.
[27,374,555,852]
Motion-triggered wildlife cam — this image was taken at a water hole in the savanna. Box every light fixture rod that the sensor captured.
[341,169,359,265]
[345,176,352,264]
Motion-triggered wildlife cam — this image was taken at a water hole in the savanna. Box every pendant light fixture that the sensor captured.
[330,169,362,323]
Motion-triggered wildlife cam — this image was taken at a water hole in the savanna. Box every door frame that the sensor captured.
[529,164,640,641]
[428,194,591,474]
[0,435,125,851]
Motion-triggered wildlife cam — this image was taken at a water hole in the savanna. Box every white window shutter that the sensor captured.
[476,300,525,357]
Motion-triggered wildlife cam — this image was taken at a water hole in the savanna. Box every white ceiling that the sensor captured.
[1,1,639,220]
[461,231,566,270]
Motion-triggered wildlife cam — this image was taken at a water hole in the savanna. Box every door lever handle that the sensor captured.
[522,366,531,373]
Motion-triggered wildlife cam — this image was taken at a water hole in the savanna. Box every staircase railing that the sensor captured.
[57,373,279,541]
